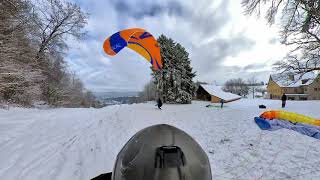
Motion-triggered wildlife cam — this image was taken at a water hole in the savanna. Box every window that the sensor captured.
[294,88,298,93]
[300,97,307,101]
[289,75,294,81]
[288,97,295,100]
[315,88,318,91]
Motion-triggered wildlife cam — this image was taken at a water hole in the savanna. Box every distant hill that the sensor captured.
[93,91,141,106]
[93,91,140,98]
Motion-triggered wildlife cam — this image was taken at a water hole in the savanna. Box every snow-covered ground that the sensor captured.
[0,99,320,180]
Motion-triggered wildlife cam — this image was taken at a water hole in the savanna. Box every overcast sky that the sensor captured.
[66,0,290,92]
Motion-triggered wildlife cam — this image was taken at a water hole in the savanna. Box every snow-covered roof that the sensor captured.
[270,72,317,87]
[285,94,309,96]
[200,84,241,101]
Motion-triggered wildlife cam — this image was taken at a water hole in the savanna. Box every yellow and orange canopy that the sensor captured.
[260,110,320,126]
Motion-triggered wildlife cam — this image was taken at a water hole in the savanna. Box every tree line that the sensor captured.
[141,76,266,101]
[0,0,98,107]
[223,77,266,98]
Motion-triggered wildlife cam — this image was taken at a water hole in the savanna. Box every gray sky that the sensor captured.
[66,0,290,92]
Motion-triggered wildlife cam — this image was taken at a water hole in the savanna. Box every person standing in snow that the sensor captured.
[220,99,224,109]
[281,93,287,108]
[156,98,163,110]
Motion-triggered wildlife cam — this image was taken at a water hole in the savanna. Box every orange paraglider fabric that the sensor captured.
[103,28,162,70]
[260,110,320,126]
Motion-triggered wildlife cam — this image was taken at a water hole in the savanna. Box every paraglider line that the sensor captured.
[139,32,152,39]
[155,58,161,69]
[128,41,153,64]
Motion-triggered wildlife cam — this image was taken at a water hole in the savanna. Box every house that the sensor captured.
[196,84,241,103]
[267,72,320,100]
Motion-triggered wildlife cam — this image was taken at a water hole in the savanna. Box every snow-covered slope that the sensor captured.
[1,99,320,180]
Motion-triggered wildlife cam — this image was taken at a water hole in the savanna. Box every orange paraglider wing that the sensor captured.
[103,28,162,70]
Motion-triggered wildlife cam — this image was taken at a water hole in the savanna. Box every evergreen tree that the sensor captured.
[153,35,196,104]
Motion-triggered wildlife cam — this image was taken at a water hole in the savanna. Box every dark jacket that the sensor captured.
[281,94,287,101]
[157,99,163,107]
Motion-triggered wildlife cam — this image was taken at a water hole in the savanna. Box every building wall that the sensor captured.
[267,74,320,100]
[286,94,308,101]
[211,96,221,103]
[211,96,241,103]
[196,86,241,102]
[267,78,284,99]
[196,86,211,101]
[283,87,304,94]
[307,75,320,100]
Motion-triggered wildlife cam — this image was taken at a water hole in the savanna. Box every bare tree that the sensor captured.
[31,0,88,67]
[242,0,320,76]
[139,81,157,102]
[247,76,258,98]
[256,87,267,95]
[1,0,95,107]
[0,0,34,35]
[274,52,320,76]
[242,0,320,44]
[223,78,249,97]
[29,0,93,107]
[247,76,258,86]
[0,0,43,105]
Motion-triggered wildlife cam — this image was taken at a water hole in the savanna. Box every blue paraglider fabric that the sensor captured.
[254,117,272,130]
[254,117,320,140]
